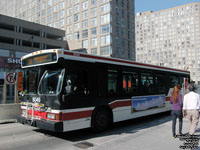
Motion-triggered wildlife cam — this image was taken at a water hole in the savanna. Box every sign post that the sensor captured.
[4,72,17,104]
[3,73,7,104]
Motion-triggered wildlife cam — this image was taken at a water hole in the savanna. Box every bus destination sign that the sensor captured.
[22,53,57,67]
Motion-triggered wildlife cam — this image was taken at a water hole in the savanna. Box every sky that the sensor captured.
[135,0,200,13]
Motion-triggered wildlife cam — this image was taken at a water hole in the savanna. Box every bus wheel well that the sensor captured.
[91,105,113,132]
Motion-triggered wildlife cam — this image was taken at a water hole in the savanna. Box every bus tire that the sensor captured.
[92,108,112,132]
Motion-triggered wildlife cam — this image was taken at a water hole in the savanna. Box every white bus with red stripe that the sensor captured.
[17,49,190,132]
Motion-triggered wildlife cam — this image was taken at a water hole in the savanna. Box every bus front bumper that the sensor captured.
[17,116,63,132]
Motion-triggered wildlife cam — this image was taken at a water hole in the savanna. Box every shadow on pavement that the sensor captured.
[33,111,171,142]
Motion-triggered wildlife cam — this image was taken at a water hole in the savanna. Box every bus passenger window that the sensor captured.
[141,73,154,95]
[122,71,139,95]
[170,75,179,88]
[108,70,118,95]
[155,74,166,94]
[65,70,90,96]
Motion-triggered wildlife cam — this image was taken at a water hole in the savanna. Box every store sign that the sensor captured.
[0,56,21,68]
[7,58,21,64]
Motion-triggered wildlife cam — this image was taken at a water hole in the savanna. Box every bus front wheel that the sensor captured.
[92,108,112,132]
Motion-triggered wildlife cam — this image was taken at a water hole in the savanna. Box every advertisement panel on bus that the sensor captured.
[132,95,165,112]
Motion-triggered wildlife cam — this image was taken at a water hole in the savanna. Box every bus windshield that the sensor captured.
[39,69,65,95]
[23,68,39,95]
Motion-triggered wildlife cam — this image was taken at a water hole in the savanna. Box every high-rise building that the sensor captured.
[135,3,200,84]
[0,0,135,60]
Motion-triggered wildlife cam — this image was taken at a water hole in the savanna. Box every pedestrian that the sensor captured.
[183,84,200,136]
[170,85,183,138]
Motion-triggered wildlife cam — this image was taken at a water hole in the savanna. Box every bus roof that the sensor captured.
[22,49,190,75]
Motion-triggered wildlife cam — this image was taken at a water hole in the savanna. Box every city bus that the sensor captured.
[17,49,190,132]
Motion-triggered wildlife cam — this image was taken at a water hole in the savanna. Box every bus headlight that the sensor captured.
[47,113,55,120]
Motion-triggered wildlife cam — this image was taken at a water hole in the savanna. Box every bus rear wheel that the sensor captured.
[92,108,112,132]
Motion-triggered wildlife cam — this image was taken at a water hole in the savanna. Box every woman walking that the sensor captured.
[170,85,183,138]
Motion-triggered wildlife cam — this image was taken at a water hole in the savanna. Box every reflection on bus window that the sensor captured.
[170,75,179,87]
[141,73,154,95]
[108,70,117,95]
[23,69,38,94]
[39,69,65,95]
[155,74,166,94]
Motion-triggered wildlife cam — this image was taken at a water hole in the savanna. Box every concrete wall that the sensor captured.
[0,103,21,123]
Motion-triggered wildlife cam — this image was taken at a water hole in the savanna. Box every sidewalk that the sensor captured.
[87,117,200,150]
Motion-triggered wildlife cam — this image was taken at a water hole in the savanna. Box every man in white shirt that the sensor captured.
[183,84,200,135]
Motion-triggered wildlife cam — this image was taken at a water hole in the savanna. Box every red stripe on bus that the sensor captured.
[62,110,93,121]
[110,100,132,109]
[27,109,93,121]
[63,51,189,74]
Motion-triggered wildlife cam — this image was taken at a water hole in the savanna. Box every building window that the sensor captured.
[101,24,111,34]
[60,2,64,9]
[53,21,58,28]
[74,13,79,22]
[66,16,72,25]
[91,7,97,17]
[100,46,111,55]
[82,40,88,48]
[91,48,97,54]
[66,0,72,7]
[47,16,51,23]
[74,5,79,13]
[82,29,88,38]
[54,5,58,12]
[100,0,110,3]
[91,38,97,46]
[60,19,64,27]
[116,16,119,25]
[66,34,72,41]
[60,10,64,18]
[101,14,111,24]
[82,1,88,10]
[75,0,79,4]
[91,0,97,6]
[66,26,72,33]
[48,0,52,6]
[66,8,72,16]
[74,32,80,40]
[90,17,97,26]
[100,3,111,14]
[101,35,111,46]
[91,27,97,36]
[82,20,88,28]
[74,23,80,31]
[82,10,88,20]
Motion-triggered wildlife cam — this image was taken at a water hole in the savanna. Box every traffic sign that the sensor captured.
[6,72,17,84]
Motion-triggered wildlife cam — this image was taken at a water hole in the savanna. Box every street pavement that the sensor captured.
[0,113,200,150]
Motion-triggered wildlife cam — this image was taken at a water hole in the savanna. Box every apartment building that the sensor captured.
[0,0,135,60]
[135,3,200,84]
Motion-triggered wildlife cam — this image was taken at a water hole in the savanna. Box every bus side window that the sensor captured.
[169,75,179,88]
[155,74,166,94]
[122,71,139,95]
[108,70,118,95]
[141,73,154,95]
[64,70,89,96]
